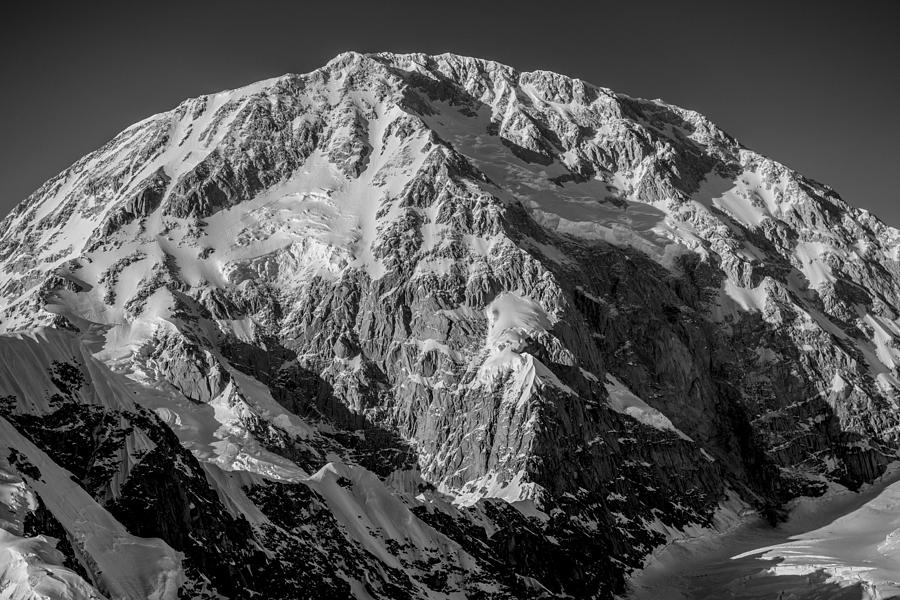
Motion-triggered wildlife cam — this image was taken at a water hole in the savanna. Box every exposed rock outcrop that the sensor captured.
[0,52,898,599]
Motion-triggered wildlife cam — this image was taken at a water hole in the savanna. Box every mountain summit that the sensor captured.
[1,51,899,599]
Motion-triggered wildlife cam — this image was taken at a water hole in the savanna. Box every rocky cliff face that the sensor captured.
[1,51,899,599]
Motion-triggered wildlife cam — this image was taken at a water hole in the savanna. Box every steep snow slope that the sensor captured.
[0,417,182,600]
[0,329,516,599]
[0,51,899,599]
[0,456,106,600]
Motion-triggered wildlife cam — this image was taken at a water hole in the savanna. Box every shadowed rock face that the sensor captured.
[0,52,899,599]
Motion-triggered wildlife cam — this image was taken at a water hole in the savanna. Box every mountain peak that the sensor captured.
[2,51,900,599]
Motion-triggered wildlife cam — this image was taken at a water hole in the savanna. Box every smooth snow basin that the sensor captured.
[628,468,900,599]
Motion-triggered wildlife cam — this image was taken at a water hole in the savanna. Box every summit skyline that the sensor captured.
[2,0,898,225]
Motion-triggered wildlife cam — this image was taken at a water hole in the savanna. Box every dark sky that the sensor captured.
[2,1,898,224]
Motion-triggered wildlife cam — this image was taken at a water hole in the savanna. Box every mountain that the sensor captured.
[1,51,899,599]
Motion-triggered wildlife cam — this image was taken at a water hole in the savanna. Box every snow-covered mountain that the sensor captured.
[1,51,900,599]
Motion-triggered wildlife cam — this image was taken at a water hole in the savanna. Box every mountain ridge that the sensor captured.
[1,51,899,599]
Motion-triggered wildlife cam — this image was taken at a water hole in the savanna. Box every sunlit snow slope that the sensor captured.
[1,51,900,599]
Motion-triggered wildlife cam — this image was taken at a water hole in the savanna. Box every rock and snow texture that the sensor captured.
[0,51,899,598]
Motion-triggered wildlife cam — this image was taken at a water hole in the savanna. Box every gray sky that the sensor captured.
[2,1,898,225]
